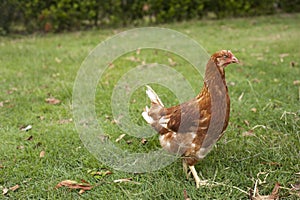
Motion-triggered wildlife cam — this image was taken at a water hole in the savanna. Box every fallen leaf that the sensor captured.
[260,162,281,166]
[242,130,254,137]
[251,108,257,113]
[55,57,62,63]
[0,102,3,107]
[9,184,20,192]
[126,56,140,62]
[141,138,148,145]
[78,189,85,195]
[293,80,300,85]
[136,48,141,55]
[39,151,45,158]
[250,182,280,200]
[89,170,112,177]
[20,125,32,131]
[56,180,93,193]
[168,57,177,66]
[98,134,109,142]
[252,78,261,83]
[244,120,250,127]
[45,97,61,105]
[290,61,297,67]
[0,165,4,169]
[108,63,114,69]
[58,118,73,124]
[291,182,300,192]
[7,87,17,94]
[279,53,289,58]
[116,134,126,142]
[25,135,33,141]
[228,81,236,86]
[126,140,132,145]
[16,145,24,150]
[38,116,45,120]
[183,189,191,200]
[2,188,9,195]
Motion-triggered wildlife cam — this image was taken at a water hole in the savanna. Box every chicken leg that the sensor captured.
[189,165,208,188]
[182,160,191,179]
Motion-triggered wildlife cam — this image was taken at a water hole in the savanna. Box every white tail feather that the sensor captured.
[145,85,164,107]
[142,110,153,124]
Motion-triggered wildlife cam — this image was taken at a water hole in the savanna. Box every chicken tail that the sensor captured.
[142,85,164,124]
[145,85,164,107]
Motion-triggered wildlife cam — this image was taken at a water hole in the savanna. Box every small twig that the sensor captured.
[209,181,249,195]
[253,179,258,198]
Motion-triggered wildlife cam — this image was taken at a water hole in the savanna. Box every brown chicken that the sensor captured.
[142,50,239,188]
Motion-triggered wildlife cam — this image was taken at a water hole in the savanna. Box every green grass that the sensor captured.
[1,14,300,199]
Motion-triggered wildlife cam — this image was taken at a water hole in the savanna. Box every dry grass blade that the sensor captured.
[114,178,141,185]
[116,134,126,142]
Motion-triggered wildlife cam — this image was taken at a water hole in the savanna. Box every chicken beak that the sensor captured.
[231,56,239,63]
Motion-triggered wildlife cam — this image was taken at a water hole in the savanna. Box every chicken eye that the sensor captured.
[223,55,228,59]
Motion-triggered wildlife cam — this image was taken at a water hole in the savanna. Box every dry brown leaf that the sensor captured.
[141,138,148,145]
[56,180,92,189]
[2,188,9,195]
[183,189,191,200]
[260,162,281,167]
[250,182,280,200]
[45,97,61,105]
[291,182,300,189]
[56,180,93,193]
[9,184,20,192]
[55,57,62,63]
[251,108,257,113]
[94,170,112,176]
[290,61,297,67]
[136,48,141,55]
[244,120,250,127]
[168,58,177,66]
[243,130,254,137]
[0,165,4,169]
[25,135,33,141]
[16,145,24,150]
[279,53,289,58]
[293,80,300,85]
[126,56,140,62]
[115,134,126,142]
[58,118,73,124]
[78,189,85,195]
[7,87,17,94]
[39,150,45,158]
[126,140,132,145]
[252,78,261,83]
[38,116,45,120]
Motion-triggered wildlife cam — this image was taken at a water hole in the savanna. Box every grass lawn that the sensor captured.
[1,14,300,199]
